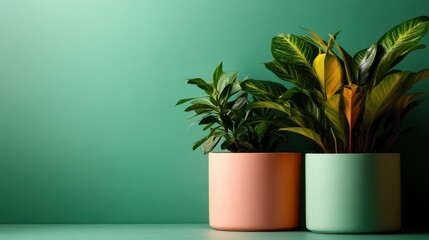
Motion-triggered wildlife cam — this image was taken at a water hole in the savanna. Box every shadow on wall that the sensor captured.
[396,107,429,228]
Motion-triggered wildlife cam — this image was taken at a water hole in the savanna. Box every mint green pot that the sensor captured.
[306,153,401,233]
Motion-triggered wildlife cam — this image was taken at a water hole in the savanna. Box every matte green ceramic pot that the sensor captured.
[306,153,401,233]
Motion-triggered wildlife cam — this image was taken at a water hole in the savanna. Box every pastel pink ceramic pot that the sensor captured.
[209,152,301,231]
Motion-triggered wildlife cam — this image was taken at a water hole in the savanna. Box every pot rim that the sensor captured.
[209,152,301,154]
[305,153,400,156]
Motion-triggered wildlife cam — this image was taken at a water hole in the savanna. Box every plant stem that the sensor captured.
[349,128,352,153]
[330,127,338,153]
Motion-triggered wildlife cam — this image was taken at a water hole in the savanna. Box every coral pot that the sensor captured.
[209,152,301,231]
[306,153,401,233]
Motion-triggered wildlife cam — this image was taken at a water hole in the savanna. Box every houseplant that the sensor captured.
[176,63,301,231]
[246,16,429,233]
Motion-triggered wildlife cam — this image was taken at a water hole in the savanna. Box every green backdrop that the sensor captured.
[0,0,428,226]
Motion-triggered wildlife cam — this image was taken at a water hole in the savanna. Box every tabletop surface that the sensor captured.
[0,224,428,240]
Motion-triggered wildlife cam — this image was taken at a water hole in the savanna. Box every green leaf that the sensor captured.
[231,95,248,110]
[388,44,426,68]
[301,28,329,51]
[192,108,213,115]
[327,31,341,52]
[199,115,218,125]
[280,87,302,100]
[353,48,368,67]
[271,34,318,69]
[241,79,287,100]
[378,16,429,54]
[363,72,410,127]
[191,98,215,106]
[324,94,346,146]
[393,93,425,123]
[237,141,255,152]
[220,114,234,130]
[270,34,320,90]
[193,136,209,151]
[192,126,223,152]
[219,83,234,103]
[216,72,229,94]
[176,97,196,106]
[201,127,225,153]
[202,122,215,130]
[184,98,216,113]
[264,60,300,85]
[213,62,224,89]
[230,73,241,94]
[333,38,355,85]
[220,137,235,151]
[373,16,429,85]
[264,60,320,92]
[255,121,270,142]
[403,69,429,91]
[357,44,378,85]
[187,78,213,95]
[289,114,315,129]
[280,127,326,152]
[247,101,290,114]
[203,136,221,154]
[184,103,214,112]
[216,71,239,95]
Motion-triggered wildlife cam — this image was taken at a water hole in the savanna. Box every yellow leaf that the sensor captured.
[342,84,364,151]
[313,53,326,90]
[342,84,364,131]
[313,53,343,99]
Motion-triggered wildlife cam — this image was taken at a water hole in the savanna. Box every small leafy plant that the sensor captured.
[248,16,429,153]
[176,63,287,154]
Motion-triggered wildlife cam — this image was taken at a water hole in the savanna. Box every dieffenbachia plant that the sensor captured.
[245,16,429,153]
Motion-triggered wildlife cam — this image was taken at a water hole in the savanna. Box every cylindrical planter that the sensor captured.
[209,152,301,231]
[306,153,401,233]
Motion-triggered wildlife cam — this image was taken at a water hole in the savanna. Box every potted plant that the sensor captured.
[246,16,429,233]
[176,63,301,231]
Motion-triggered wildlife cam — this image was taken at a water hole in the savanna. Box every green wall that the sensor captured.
[0,0,428,225]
